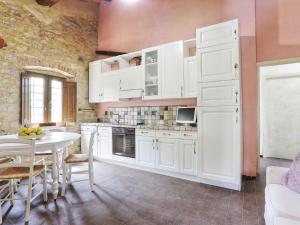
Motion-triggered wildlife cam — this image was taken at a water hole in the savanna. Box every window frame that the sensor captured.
[21,72,65,126]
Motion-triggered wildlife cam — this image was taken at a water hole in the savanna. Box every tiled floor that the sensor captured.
[2,157,291,225]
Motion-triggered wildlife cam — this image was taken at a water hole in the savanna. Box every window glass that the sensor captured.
[30,77,45,123]
[50,80,63,122]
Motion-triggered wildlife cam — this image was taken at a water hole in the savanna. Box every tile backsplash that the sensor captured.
[103,106,197,128]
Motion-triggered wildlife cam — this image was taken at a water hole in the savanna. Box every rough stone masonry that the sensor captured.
[0,0,99,152]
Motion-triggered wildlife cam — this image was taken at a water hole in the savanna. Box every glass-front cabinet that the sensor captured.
[143,47,161,99]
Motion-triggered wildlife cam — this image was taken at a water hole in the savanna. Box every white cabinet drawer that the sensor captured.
[98,127,112,134]
[197,80,240,106]
[156,131,180,139]
[180,132,197,140]
[81,125,97,132]
[136,129,156,137]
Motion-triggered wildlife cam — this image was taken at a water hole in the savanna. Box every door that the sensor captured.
[197,42,240,82]
[197,80,240,106]
[156,138,179,172]
[102,72,119,102]
[89,61,103,103]
[184,56,197,97]
[261,72,300,159]
[179,140,197,176]
[99,133,112,159]
[198,106,241,188]
[136,136,156,168]
[161,41,184,99]
[196,19,238,48]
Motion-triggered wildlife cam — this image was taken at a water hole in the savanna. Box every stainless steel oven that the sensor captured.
[112,127,135,158]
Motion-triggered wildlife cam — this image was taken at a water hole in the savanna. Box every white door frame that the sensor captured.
[258,59,300,158]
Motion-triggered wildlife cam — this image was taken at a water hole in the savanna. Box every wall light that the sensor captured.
[122,0,138,3]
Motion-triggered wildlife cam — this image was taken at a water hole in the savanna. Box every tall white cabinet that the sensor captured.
[196,19,242,191]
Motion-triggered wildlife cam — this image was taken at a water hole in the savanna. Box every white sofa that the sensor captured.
[265,166,300,225]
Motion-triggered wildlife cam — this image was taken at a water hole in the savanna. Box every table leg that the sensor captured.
[51,145,59,200]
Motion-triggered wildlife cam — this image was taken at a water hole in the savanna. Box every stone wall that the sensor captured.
[0,0,98,151]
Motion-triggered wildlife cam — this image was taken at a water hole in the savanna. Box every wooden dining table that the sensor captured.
[0,132,81,199]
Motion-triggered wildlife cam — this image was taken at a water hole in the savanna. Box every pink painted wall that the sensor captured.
[97,0,258,176]
[256,0,300,62]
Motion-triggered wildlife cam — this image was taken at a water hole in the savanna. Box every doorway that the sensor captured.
[259,62,300,160]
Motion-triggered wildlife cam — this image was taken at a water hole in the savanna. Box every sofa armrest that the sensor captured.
[266,166,289,185]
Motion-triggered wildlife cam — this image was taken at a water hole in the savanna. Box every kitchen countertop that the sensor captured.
[80,123,197,132]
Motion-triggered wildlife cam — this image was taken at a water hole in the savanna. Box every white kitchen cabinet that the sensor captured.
[119,66,144,91]
[179,140,197,176]
[196,19,238,48]
[119,66,144,99]
[161,41,184,99]
[98,127,112,159]
[197,42,240,82]
[98,134,112,159]
[89,61,103,103]
[184,56,197,97]
[102,72,120,102]
[136,135,156,168]
[197,106,242,190]
[197,80,240,106]
[143,47,162,100]
[156,137,179,172]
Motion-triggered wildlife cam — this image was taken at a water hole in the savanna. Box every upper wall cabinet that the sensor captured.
[196,19,238,48]
[161,41,184,99]
[184,56,197,97]
[197,42,240,82]
[89,60,103,103]
[119,66,144,99]
[101,71,120,102]
[143,46,162,100]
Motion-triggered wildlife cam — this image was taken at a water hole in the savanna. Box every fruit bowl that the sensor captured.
[17,133,45,140]
[18,127,45,140]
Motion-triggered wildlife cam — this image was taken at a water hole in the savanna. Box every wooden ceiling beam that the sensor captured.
[95,50,127,56]
[36,0,61,7]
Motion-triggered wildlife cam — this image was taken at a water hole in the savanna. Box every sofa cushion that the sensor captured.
[265,184,300,221]
[274,217,300,225]
[281,152,300,193]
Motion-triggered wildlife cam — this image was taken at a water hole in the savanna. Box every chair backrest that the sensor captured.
[88,131,97,162]
[44,126,66,132]
[0,138,36,173]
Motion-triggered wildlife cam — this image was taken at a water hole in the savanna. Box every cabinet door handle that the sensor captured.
[194,141,196,154]
[235,91,239,104]
[181,86,183,97]
[236,107,239,123]
[156,139,159,150]
[152,139,155,150]
[163,132,170,136]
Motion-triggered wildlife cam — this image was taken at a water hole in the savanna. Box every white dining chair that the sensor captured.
[0,157,14,210]
[0,138,47,224]
[61,131,95,196]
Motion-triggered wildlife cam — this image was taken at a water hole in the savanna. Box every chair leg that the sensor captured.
[0,199,2,225]
[89,162,94,192]
[61,162,67,196]
[9,180,14,205]
[43,168,47,202]
[25,177,33,222]
[67,165,72,183]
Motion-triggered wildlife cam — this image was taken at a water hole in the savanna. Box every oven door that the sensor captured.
[112,128,135,158]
